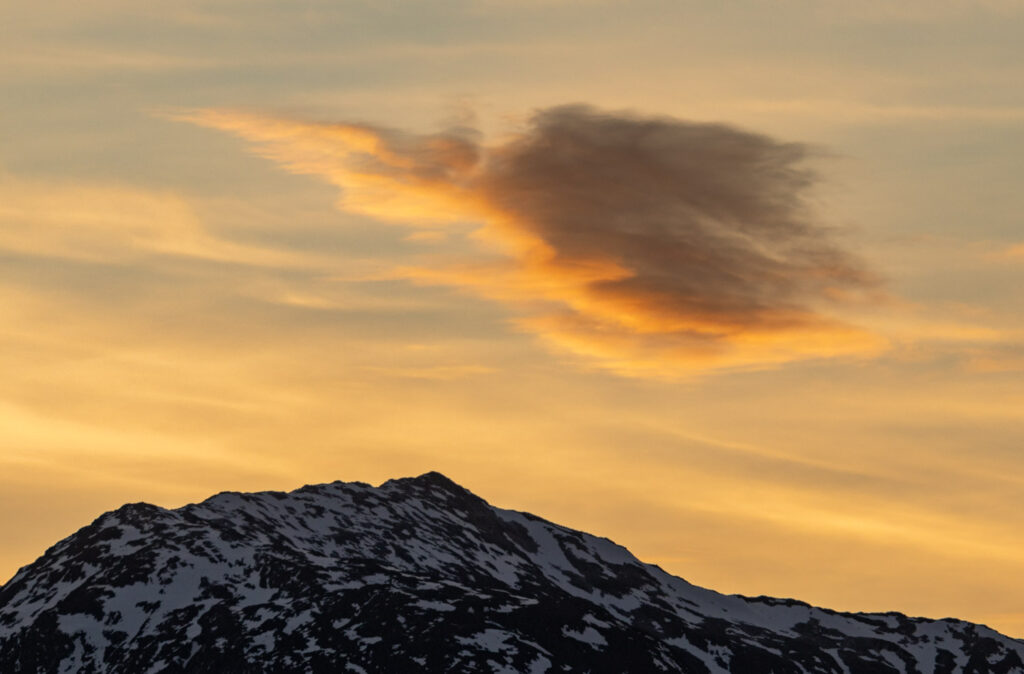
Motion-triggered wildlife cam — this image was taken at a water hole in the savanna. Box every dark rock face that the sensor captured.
[1,472,1022,673]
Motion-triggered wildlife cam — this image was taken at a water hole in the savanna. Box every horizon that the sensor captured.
[3,0,1024,639]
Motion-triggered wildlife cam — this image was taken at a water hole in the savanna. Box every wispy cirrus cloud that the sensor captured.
[1002,243,1024,259]
[179,104,886,376]
[0,172,320,269]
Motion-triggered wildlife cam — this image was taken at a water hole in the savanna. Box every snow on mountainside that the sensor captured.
[1,472,1022,673]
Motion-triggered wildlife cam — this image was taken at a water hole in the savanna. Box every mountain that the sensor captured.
[1,472,1022,673]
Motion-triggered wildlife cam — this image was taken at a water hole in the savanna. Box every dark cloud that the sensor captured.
[477,106,874,332]
[185,104,885,375]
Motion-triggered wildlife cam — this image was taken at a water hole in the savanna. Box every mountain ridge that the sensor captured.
[1,472,1021,673]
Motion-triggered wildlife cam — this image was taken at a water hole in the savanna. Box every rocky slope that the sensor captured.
[1,472,1022,673]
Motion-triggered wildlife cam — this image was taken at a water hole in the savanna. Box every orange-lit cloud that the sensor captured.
[1002,242,1024,259]
[180,105,886,375]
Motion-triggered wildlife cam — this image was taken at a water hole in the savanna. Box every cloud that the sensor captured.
[1002,243,1024,259]
[725,99,1024,123]
[0,171,320,268]
[180,104,885,375]
[962,343,1024,373]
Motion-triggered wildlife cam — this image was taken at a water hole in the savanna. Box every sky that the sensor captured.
[3,0,1024,636]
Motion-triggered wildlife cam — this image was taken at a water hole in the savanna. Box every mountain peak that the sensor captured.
[382,469,473,495]
[2,473,1023,673]
[382,470,468,495]
[409,469,461,487]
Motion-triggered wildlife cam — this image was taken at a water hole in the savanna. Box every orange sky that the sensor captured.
[3,0,1024,637]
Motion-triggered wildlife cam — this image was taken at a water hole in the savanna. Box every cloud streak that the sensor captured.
[0,172,324,269]
[181,105,885,375]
